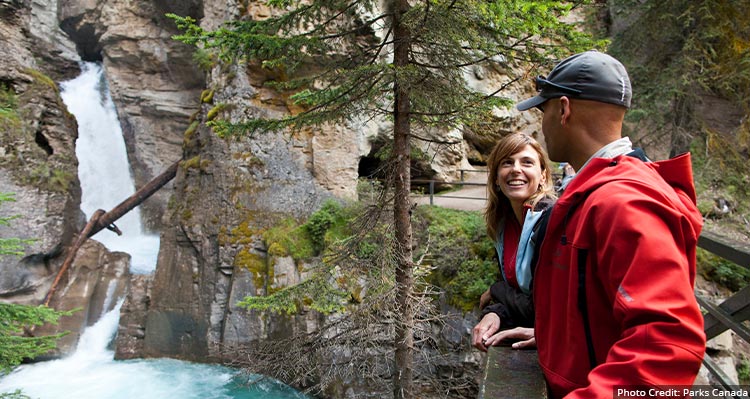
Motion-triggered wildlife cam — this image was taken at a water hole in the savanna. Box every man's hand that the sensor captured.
[484,327,535,349]
[472,312,501,352]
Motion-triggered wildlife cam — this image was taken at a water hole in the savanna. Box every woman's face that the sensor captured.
[496,144,545,207]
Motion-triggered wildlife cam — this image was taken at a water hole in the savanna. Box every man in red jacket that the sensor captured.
[516,50,706,398]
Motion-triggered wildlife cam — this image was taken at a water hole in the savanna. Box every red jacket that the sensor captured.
[534,153,706,399]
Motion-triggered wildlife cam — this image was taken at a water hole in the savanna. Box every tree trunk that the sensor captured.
[669,94,693,158]
[391,0,414,397]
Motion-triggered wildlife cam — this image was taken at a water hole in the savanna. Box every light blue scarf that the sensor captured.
[495,208,546,295]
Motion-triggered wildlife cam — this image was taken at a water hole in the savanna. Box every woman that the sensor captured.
[472,133,556,351]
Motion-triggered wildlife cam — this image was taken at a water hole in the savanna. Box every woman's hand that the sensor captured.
[472,312,501,352]
[483,327,535,349]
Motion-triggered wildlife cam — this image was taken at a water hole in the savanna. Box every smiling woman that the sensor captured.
[484,133,556,243]
[472,133,556,352]
[495,145,547,224]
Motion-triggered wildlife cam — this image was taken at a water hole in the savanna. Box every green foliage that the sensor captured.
[200,89,214,104]
[413,206,496,311]
[611,1,750,151]
[206,102,230,121]
[193,48,217,72]
[0,303,73,373]
[243,199,388,315]
[23,69,57,92]
[0,390,31,399]
[245,200,496,314]
[690,133,750,216]
[444,258,496,311]
[303,199,344,253]
[167,1,602,138]
[738,357,750,384]
[263,199,353,260]
[613,1,750,108]
[25,165,73,193]
[262,218,315,260]
[0,193,34,256]
[0,84,21,132]
[237,271,350,315]
[697,247,750,292]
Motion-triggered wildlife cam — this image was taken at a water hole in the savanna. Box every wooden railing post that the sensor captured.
[429,181,434,205]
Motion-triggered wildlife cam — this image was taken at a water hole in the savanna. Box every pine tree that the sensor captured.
[0,303,70,373]
[169,1,601,396]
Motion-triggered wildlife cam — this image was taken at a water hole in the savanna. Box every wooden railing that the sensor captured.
[479,346,547,399]
[695,231,750,397]
[410,169,568,206]
[412,180,487,205]
[411,168,489,205]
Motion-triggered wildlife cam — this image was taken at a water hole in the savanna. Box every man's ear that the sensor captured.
[559,96,571,126]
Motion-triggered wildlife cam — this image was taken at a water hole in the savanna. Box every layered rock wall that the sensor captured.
[59,0,205,230]
[0,0,81,273]
[0,0,129,354]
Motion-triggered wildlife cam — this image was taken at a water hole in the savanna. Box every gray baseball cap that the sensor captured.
[516,50,632,111]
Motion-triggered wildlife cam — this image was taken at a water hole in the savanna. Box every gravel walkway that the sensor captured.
[412,170,488,211]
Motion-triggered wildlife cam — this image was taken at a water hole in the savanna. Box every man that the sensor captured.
[515,50,706,398]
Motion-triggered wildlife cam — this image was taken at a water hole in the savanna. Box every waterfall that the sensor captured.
[0,62,305,398]
[59,62,159,274]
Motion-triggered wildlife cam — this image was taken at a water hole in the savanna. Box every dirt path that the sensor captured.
[412,170,488,211]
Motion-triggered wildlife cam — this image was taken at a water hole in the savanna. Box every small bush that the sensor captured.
[262,218,315,260]
[304,200,341,253]
[193,48,217,72]
[0,84,20,131]
[414,206,496,311]
[261,200,497,312]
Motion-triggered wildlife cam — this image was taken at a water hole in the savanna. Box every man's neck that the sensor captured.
[561,137,633,191]
[578,137,633,172]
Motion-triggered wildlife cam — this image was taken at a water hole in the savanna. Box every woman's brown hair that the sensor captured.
[484,133,556,242]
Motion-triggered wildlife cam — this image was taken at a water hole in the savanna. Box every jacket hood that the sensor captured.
[559,152,702,237]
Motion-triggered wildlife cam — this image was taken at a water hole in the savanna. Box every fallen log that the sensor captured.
[42,160,180,306]
[88,160,179,239]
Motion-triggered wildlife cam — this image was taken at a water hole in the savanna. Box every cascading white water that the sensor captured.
[60,62,159,274]
[0,301,302,398]
[0,62,305,399]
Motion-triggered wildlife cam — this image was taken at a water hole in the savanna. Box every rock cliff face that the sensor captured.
[139,63,335,359]
[58,0,205,231]
[0,0,80,273]
[0,0,129,353]
[2,0,534,395]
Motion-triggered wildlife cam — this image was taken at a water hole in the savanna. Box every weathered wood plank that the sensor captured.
[479,346,547,399]
[698,231,750,270]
